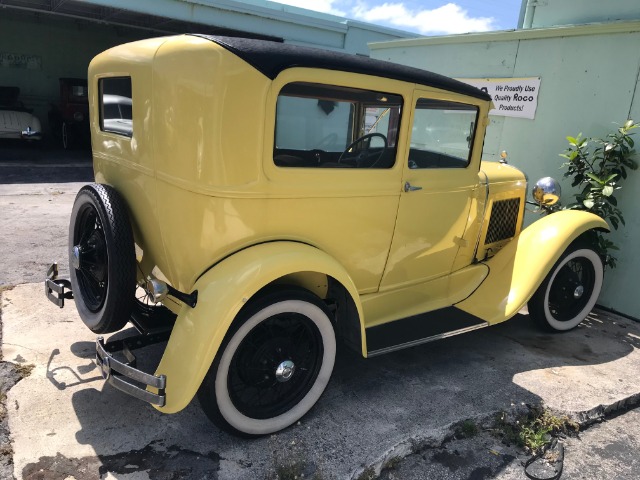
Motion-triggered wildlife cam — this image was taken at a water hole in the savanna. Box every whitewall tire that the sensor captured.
[528,245,603,332]
[198,289,336,436]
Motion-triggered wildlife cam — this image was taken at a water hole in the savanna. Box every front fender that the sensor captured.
[153,241,363,414]
[456,210,608,325]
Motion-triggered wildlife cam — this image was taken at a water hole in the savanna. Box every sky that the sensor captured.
[272,0,523,35]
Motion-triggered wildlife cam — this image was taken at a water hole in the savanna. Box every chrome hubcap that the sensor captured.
[573,285,584,299]
[275,360,295,383]
[71,245,82,270]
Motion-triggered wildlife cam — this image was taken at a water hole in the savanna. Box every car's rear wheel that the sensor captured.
[198,288,336,437]
[69,183,136,333]
[528,243,603,332]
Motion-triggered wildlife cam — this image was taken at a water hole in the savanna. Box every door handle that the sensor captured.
[404,181,422,192]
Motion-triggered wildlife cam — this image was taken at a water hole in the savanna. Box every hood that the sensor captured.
[480,160,527,185]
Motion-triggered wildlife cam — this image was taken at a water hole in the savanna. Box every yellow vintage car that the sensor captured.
[45,34,608,437]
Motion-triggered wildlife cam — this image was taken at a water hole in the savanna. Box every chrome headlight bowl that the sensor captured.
[532,176,562,206]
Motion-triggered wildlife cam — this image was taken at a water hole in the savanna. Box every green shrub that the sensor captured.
[558,119,638,268]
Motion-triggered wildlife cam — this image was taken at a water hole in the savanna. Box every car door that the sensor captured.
[262,75,409,294]
[380,91,481,290]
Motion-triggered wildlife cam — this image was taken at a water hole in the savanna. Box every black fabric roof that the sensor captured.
[192,35,491,101]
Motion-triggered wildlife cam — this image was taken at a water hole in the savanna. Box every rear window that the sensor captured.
[99,77,133,137]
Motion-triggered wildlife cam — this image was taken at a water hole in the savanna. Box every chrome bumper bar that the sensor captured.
[96,333,169,407]
[21,126,41,139]
[45,263,171,407]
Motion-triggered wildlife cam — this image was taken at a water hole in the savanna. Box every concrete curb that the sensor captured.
[571,391,640,427]
[351,392,640,480]
[350,425,450,480]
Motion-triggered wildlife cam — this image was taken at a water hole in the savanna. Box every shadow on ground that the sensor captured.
[25,310,640,479]
[0,143,93,184]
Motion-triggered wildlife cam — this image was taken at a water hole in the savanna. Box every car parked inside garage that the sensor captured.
[48,78,90,149]
[45,34,608,437]
[0,86,42,142]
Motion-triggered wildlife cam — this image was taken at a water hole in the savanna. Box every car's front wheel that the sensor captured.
[528,243,603,332]
[198,288,336,437]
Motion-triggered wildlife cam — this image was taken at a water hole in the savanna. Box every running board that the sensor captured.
[366,307,488,357]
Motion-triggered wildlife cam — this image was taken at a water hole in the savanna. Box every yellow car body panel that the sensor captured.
[456,210,609,324]
[89,36,170,279]
[153,241,363,414]
[362,263,489,328]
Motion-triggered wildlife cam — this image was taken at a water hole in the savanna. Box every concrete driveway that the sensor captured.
[1,150,640,479]
[3,284,640,480]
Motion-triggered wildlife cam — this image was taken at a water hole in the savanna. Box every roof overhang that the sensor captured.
[370,20,640,49]
[0,0,282,40]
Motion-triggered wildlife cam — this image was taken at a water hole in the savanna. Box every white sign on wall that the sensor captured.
[0,52,42,70]
[457,77,541,119]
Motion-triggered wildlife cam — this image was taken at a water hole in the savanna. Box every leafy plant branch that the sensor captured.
[557,120,638,268]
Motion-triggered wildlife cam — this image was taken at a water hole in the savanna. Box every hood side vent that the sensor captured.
[485,198,520,245]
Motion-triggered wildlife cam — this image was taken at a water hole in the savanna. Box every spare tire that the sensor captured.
[69,183,136,333]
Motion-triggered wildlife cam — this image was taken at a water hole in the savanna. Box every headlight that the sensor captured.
[532,177,561,206]
[73,111,84,122]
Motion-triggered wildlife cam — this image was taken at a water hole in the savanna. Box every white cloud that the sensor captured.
[273,0,347,16]
[352,2,495,35]
[271,1,496,35]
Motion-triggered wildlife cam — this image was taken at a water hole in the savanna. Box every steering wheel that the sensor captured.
[338,133,388,167]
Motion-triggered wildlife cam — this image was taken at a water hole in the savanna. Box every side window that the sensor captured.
[274,82,402,169]
[99,77,133,137]
[409,99,478,169]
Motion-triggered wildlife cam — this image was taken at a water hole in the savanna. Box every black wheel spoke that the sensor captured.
[79,257,99,266]
[78,269,102,303]
[85,267,103,283]
[77,211,95,246]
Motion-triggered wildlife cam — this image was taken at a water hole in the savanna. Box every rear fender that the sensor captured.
[153,241,363,414]
[456,210,608,324]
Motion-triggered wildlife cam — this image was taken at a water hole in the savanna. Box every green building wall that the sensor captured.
[0,11,154,138]
[0,2,412,139]
[371,22,640,318]
[519,0,640,28]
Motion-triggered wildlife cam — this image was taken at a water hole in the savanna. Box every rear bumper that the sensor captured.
[96,334,169,407]
[45,262,171,408]
[0,130,41,140]
[21,127,42,140]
